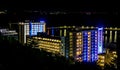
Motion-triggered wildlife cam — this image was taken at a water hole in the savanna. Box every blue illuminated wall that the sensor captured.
[29,22,46,36]
[82,30,99,62]
[83,32,88,62]
[29,22,32,37]
[91,30,98,61]
[98,28,103,54]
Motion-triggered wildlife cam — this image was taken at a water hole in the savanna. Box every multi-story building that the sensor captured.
[65,27,103,62]
[18,21,46,44]
[27,27,103,63]
[28,35,64,56]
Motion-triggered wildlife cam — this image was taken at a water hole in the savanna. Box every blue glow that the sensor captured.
[52,27,54,36]
[40,21,45,23]
[39,18,46,23]
[83,31,88,62]
[40,25,43,32]
[29,22,45,36]
[29,22,32,37]
[98,27,103,54]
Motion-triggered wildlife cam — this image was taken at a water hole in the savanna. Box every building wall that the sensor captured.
[65,28,103,62]
[32,37,63,55]
[18,22,46,44]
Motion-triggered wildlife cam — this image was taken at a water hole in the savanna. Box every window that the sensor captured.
[88,32,91,34]
[76,33,79,35]
[69,32,73,35]
[76,52,79,55]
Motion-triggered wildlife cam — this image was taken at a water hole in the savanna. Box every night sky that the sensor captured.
[0,0,119,27]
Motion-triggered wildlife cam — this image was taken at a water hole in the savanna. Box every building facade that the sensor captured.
[29,36,64,56]
[18,21,46,44]
[65,28,103,62]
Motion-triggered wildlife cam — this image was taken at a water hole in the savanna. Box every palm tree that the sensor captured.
[104,49,117,69]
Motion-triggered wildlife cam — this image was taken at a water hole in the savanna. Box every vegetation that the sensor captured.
[0,35,102,70]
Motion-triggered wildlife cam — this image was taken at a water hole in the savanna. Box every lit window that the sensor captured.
[88,38,91,40]
[88,32,91,34]
[95,31,97,33]
[70,48,73,50]
[77,36,82,38]
[76,52,79,55]
[88,41,90,43]
[76,42,79,45]
[70,45,72,47]
[79,33,82,35]
[69,32,73,35]
[77,39,79,42]
[77,46,79,47]
[70,42,73,45]
[69,54,73,56]
[77,33,79,35]
[76,58,79,60]
[80,39,82,41]
[88,35,90,37]
[80,42,82,44]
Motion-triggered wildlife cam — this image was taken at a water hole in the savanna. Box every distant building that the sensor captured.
[0,28,18,40]
[18,21,46,44]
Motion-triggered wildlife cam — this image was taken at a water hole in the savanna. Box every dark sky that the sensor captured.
[0,0,119,12]
[0,0,119,27]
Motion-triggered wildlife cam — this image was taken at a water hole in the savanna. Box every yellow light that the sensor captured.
[80,39,82,41]
[100,64,104,66]
[73,26,75,28]
[77,33,79,35]
[76,58,79,60]
[88,32,91,34]
[91,26,94,29]
[112,51,116,54]
[110,27,112,29]
[68,26,71,28]
[81,26,84,28]
[80,42,82,44]
[115,27,117,29]
[76,52,79,55]
[64,26,67,28]
[86,26,89,29]
[69,32,73,35]
[88,38,91,40]
[105,27,108,29]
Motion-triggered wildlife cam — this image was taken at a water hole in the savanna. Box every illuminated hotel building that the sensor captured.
[18,21,46,44]
[65,28,103,62]
[30,36,64,55]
